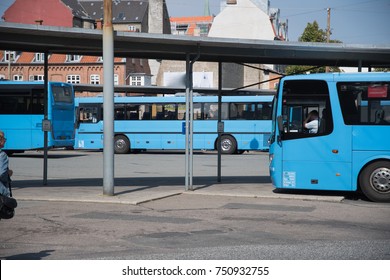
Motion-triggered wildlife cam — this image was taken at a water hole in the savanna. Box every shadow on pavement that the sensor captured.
[12,175,271,189]
[3,250,55,260]
[273,188,367,201]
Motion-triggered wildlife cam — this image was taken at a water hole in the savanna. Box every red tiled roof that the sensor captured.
[81,56,99,63]
[170,16,213,36]
[49,54,67,63]
[170,16,214,23]
[17,52,35,63]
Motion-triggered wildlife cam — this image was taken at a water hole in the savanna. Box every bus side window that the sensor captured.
[338,92,359,124]
[142,112,151,120]
[177,104,186,120]
[258,103,272,120]
[318,108,328,133]
[163,104,177,120]
[229,103,238,119]
[32,102,44,114]
[79,104,100,123]
[337,82,390,125]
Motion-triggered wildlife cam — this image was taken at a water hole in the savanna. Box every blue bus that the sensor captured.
[74,94,274,154]
[269,72,390,202]
[0,81,75,154]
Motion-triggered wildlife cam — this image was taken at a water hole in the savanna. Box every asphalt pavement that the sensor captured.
[9,150,346,205]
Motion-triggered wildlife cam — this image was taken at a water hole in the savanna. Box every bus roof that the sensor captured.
[0,80,73,87]
[281,72,390,82]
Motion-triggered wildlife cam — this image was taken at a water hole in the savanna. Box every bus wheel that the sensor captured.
[220,135,237,154]
[359,161,390,202]
[114,135,130,154]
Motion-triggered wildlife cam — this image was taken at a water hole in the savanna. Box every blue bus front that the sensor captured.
[0,81,75,152]
[269,73,390,202]
[49,82,75,148]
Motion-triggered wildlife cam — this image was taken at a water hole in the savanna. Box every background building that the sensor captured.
[0,0,170,94]
[157,0,287,90]
[1,0,287,92]
[170,16,213,36]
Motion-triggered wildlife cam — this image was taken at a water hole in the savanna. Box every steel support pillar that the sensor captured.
[103,0,115,196]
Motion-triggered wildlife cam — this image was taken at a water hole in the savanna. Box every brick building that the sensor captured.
[170,16,214,37]
[0,0,170,94]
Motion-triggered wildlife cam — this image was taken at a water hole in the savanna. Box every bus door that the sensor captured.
[278,80,353,191]
[76,103,103,149]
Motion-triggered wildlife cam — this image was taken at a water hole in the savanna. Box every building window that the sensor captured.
[130,76,143,86]
[34,53,45,63]
[13,75,23,81]
[29,75,44,81]
[66,55,81,62]
[114,74,119,85]
[175,24,189,35]
[0,74,6,80]
[197,23,211,36]
[67,75,81,84]
[4,51,16,62]
[90,74,100,84]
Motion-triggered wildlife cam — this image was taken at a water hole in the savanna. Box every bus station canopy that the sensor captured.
[1,22,390,68]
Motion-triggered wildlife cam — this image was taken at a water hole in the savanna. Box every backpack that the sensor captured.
[0,169,17,220]
[0,193,17,219]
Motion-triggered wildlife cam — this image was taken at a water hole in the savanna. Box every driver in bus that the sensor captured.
[303,110,319,133]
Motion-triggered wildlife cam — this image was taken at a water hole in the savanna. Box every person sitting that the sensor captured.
[0,131,13,197]
[303,110,319,133]
[0,130,17,220]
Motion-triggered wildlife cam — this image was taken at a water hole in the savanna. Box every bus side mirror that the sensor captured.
[276,115,284,143]
[277,115,284,135]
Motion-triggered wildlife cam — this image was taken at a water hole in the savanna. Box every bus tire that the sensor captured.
[114,135,130,154]
[220,135,237,154]
[359,161,390,203]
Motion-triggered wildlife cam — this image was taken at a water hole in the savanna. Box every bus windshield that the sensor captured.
[52,84,73,103]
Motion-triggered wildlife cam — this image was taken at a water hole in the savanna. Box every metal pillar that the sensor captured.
[217,62,222,182]
[43,52,49,185]
[103,0,115,196]
[185,54,194,191]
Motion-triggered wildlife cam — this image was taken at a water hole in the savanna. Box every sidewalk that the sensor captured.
[12,181,345,205]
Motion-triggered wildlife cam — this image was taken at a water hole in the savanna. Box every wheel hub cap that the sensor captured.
[116,140,125,149]
[370,167,390,193]
[221,140,231,151]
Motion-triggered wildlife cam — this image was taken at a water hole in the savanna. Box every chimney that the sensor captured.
[226,0,237,4]
[148,0,163,34]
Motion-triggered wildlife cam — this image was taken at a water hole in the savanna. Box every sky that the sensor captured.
[1,0,389,45]
[165,0,390,45]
